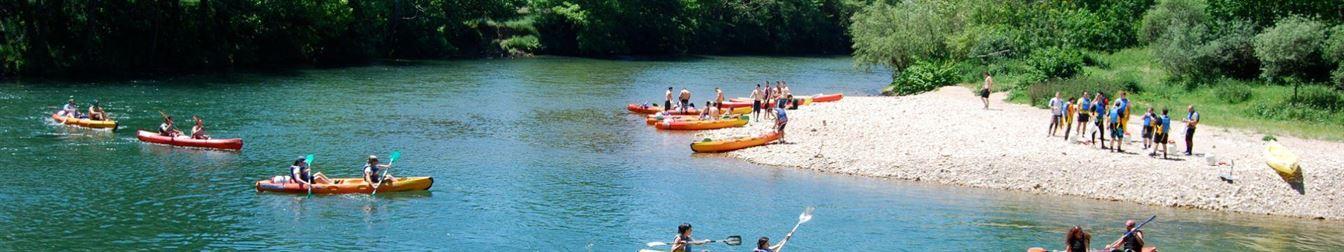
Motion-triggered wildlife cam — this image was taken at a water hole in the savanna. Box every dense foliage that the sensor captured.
[0,0,862,78]
[887,61,958,95]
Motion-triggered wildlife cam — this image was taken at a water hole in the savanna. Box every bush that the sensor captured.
[888,61,959,95]
[1253,16,1329,81]
[850,1,960,71]
[1024,75,1135,107]
[1288,85,1344,111]
[1139,0,1209,43]
[1026,46,1085,80]
[1214,83,1253,104]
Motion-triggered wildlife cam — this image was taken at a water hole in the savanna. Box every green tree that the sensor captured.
[849,0,962,72]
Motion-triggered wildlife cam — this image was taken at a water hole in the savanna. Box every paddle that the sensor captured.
[645,235,742,247]
[304,154,315,198]
[774,206,815,252]
[1106,215,1157,250]
[370,151,400,196]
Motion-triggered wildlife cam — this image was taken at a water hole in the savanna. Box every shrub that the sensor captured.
[1026,46,1085,80]
[889,61,959,95]
[1288,85,1344,111]
[1214,83,1253,104]
[1253,16,1329,81]
[1139,0,1209,43]
[1024,75,1134,107]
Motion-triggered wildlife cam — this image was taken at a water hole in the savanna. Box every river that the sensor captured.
[1,56,1339,251]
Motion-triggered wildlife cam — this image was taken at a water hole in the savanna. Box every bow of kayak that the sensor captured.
[690,131,781,153]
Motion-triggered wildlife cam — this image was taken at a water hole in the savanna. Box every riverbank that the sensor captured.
[700,86,1344,220]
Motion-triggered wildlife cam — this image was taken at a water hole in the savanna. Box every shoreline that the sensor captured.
[700,86,1344,220]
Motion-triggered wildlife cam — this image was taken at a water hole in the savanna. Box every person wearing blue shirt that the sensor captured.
[1109,102,1123,153]
[1152,108,1172,159]
[775,97,789,143]
[1091,92,1108,149]
[1141,108,1155,150]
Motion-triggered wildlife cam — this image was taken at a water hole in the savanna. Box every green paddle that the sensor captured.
[304,154,315,198]
[371,151,400,196]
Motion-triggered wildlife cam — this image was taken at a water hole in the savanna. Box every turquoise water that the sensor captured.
[1,56,1340,251]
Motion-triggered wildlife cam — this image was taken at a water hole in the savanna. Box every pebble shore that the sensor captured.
[699,86,1344,220]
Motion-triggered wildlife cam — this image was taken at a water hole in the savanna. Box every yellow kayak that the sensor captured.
[51,113,118,129]
[1264,143,1301,181]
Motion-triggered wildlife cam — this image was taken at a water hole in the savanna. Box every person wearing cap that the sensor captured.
[87,100,108,121]
[290,157,330,185]
[60,99,81,118]
[1106,220,1145,252]
[190,115,210,140]
[363,155,396,186]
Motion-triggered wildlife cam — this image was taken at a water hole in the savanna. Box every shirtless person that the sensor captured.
[665,87,674,111]
[679,88,692,113]
[981,72,993,109]
[751,85,763,121]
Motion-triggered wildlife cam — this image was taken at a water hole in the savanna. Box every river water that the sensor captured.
[1,56,1339,251]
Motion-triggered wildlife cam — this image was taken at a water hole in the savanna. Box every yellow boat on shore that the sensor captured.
[1264,143,1301,181]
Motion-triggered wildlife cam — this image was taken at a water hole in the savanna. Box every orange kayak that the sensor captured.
[136,130,243,150]
[255,176,433,194]
[808,93,844,102]
[655,117,748,130]
[50,113,118,129]
[627,104,700,115]
[690,131,781,153]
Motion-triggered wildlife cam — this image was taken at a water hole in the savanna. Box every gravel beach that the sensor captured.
[700,86,1344,220]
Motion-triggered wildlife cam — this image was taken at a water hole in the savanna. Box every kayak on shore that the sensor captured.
[136,130,243,150]
[50,113,118,129]
[806,93,844,102]
[656,116,749,130]
[1264,142,1301,181]
[690,131,781,153]
[255,176,433,194]
[627,104,700,115]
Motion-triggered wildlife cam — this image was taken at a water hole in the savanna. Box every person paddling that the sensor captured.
[753,236,788,252]
[1064,225,1091,252]
[671,223,707,252]
[290,157,330,185]
[1106,220,1145,252]
[88,100,108,121]
[158,114,183,137]
[190,115,210,140]
[61,99,81,118]
[364,155,396,187]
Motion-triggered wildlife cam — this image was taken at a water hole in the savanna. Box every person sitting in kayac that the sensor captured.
[290,157,330,185]
[190,115,210,140]
[363,155,396,187]
[158,114,183,137]
[671,223,707,252]
[752,234,791,252]
[87,100,108,121]
[1106,220,1145,252]
[60,99,82,118]
[1064,225,1091,252]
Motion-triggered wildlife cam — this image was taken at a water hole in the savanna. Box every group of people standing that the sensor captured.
[658,81,795,135]
[747,81,795,121]
[1046,90,1200,158]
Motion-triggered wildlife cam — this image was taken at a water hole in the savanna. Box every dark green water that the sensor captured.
[1,56,1340,251]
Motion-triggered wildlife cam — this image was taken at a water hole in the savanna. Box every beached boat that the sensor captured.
[655,117,748,130]
[627,104,700,115]
[1265,143,1301,181]
[255,176,433,194]
[136,130,244,150]
[690,131,781,153]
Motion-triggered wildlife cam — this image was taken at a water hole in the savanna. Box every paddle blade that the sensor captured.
[799,206,815,224]
[389,151,401,163]
[724,235,742,246]
[304,154,314,165]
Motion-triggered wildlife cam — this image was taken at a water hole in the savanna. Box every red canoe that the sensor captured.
[136,130,243,150]
[627,104,700,115]
[809,93,844,102]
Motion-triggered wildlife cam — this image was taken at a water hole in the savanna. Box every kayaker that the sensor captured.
[1048,92,1063,137]
[715,87,724,111]
[671,223,705,252]
[87,100,108,121]
[1152,108,1171,159]
[1183,105,1199,156]
[751,84,763,121]
[1062,97,1075,141]
[290,157,331,185]
[158,114,183,137]
[190,115,210,140]
[1106,220,1145,252]
[61,99,81,118]
[1109,100,1123,153]
[980,72,993,109]
[363,155,396,186]
[1064,225,1091,252]
[665,87,674,111]
[1076,92,1090,141]
[699,101,714,120]
[1118,91,1131,136]
[679,88,692,113]
[1141,108,1155,150]
[753,236,787,252]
